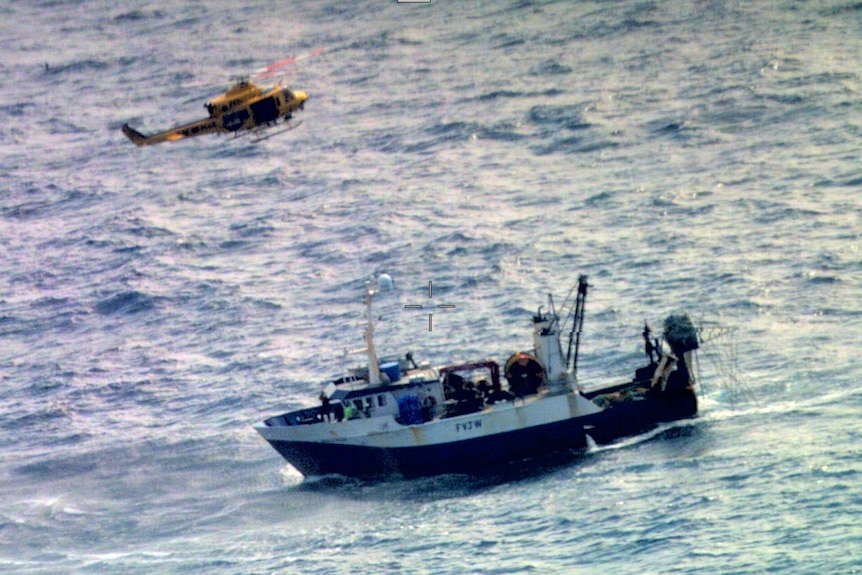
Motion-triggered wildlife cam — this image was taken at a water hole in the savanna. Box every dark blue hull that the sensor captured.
[266,416,590,478]
[583,392,698,444]
[265,390,698,478]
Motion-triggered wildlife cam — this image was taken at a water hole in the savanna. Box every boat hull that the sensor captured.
[256,390,697,478]
[262,415,590,478]
[583,392,698,444]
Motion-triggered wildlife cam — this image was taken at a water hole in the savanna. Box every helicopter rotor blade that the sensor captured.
[161,48,322,104]
[251,48,324,80]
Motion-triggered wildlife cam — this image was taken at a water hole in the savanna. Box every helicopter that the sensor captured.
[121,53,317,146]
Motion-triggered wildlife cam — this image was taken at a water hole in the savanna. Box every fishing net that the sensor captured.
[691,320,754,408]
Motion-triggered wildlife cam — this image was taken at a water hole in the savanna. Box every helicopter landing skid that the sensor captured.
[250,120,303,143]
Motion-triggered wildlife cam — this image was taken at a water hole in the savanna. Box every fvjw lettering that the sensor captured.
[456,420,482,432]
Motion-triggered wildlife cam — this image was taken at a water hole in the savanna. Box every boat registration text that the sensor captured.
[456,420,482,432]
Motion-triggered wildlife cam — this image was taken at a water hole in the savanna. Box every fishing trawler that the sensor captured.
[254,274,700,478]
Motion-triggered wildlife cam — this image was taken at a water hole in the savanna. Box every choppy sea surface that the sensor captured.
[2,0,861,573]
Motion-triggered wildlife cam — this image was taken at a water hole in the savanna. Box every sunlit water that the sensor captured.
[1,1,860,573]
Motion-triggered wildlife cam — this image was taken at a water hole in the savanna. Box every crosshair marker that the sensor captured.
[405,281,456,331]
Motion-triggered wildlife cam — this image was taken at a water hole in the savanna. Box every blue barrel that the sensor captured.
[397,395,424,425]
[380,361,401,383]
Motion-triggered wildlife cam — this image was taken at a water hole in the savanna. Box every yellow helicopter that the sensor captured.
[122,53,317,146]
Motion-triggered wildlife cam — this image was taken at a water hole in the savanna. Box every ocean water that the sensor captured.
[1,0,861,573]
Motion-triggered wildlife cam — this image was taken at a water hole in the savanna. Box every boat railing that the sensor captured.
[264,407,321,427]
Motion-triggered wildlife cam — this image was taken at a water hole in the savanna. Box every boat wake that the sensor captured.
[585,418,701,455]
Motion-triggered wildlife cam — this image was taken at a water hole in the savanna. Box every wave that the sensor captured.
[532,136,619,156]
[530,59,573,76]
[94,291,157,315]
[43,59,109,76]
[425,120,528,144]
[527,103,592,130]
[821,2,862,16]
[113,9,165,23]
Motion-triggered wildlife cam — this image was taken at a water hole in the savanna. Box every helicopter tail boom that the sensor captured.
[122,118,222,146]
[121,124,151,146]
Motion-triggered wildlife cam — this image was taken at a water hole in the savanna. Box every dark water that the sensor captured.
[1,0,861,573]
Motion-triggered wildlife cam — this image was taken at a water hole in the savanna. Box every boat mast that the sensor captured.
[364,274,393,386]
[566,275,589,375]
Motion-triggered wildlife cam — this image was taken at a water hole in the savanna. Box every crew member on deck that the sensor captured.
[319,392,332,422]
[642,322,660,365]
[452,378,482,415]
[486,381,514,404]
[476,379,491,399]
[333,401,345,422]
[343,402,356,420]
[505,353,544,397]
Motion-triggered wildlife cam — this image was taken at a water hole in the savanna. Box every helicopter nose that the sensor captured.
[292,90,308,110]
